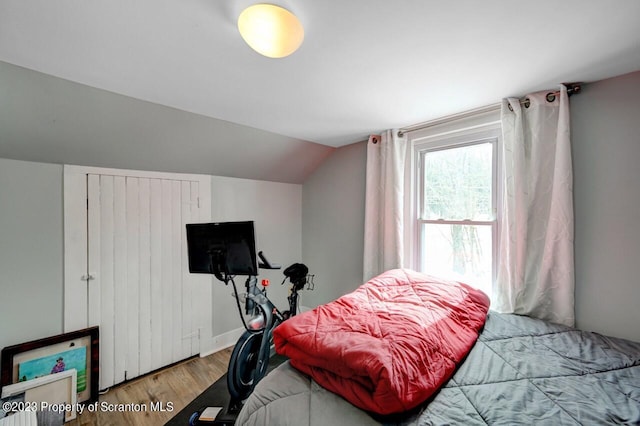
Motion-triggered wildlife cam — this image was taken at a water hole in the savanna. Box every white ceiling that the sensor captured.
[1,0,640,147]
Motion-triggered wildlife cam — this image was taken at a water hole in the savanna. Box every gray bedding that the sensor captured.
[236,312,640,425]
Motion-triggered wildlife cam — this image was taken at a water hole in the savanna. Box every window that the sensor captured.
[413,127,500,297]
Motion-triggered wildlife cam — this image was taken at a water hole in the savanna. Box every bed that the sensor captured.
[236,270,640,425]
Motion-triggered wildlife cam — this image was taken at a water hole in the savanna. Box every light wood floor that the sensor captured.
[67,347,232,426]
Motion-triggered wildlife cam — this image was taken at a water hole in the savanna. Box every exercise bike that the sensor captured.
[185,221,312,425]
[193,254,311,425]
[226,252,310,403]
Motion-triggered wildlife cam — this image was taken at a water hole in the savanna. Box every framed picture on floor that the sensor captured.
[0,326,99,403]
[1,368,78,422]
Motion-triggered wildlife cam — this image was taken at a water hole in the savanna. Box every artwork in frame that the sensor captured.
[0,326,99,404]
[18,346,86,393]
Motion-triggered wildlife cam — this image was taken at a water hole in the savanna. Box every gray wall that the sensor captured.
[302,141,367,306]
[0,61,333,184]
[0,160,304,361]
[2,63,639,365]
[0,61,328,362]
[0,158,63,355]
[302,71,640,343]
[572,70,640,342]
[210,176,302,338]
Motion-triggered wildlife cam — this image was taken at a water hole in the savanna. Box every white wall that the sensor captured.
[0,158,64,356]
[572,70,640,342]
[302,142,367,306]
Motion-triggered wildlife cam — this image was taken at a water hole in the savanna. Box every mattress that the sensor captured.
[236,312,640,425]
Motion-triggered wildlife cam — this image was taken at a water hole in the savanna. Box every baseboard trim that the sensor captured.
[199,327,245,357]
[200,306,314,357]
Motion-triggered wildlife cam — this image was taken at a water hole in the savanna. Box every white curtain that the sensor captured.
[494,85,575,326]
[363,130,408,281]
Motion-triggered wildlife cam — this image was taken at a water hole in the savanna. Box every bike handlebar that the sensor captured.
[258,251,281,269]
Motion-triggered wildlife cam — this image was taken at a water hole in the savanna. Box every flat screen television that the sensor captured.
[186,221,258,277]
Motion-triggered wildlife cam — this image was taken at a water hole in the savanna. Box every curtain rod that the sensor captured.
[398,83,582,137]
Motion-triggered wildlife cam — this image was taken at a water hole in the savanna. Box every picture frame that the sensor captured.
[1,368,78,422]
[1,327,99,404]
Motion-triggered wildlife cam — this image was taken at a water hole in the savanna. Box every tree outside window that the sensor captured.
[419,141,494,295]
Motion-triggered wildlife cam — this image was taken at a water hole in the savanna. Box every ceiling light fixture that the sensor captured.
[237,4,304,58]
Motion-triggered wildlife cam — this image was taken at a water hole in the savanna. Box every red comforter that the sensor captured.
[273,269,490,415]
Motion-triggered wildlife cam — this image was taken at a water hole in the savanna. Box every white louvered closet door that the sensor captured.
[87,174,201,388]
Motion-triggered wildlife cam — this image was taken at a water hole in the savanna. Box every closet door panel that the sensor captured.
[86,172,203,389]
[149,178,164,373]
[113,175,127,385]
[125,177,140,380]
[138,178,152,376]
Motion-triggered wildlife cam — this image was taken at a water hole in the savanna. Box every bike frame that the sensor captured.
[227,273,303,391]
[243,283,279,378]
[242,275,301,325]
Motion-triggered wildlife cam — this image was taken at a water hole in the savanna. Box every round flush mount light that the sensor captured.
[237,4,304,58]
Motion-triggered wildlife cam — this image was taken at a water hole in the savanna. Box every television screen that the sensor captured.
[186,221,258,276]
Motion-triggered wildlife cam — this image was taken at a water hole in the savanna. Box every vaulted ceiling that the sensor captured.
[3,0,640,146]
[1,1,640,179]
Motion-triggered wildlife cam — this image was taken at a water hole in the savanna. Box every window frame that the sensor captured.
[409,123,502,293]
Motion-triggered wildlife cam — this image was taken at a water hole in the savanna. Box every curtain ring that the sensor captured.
[368,135,380,144]
[546,92,556,102]
[508,103,513,112]
[523,98,530,108]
